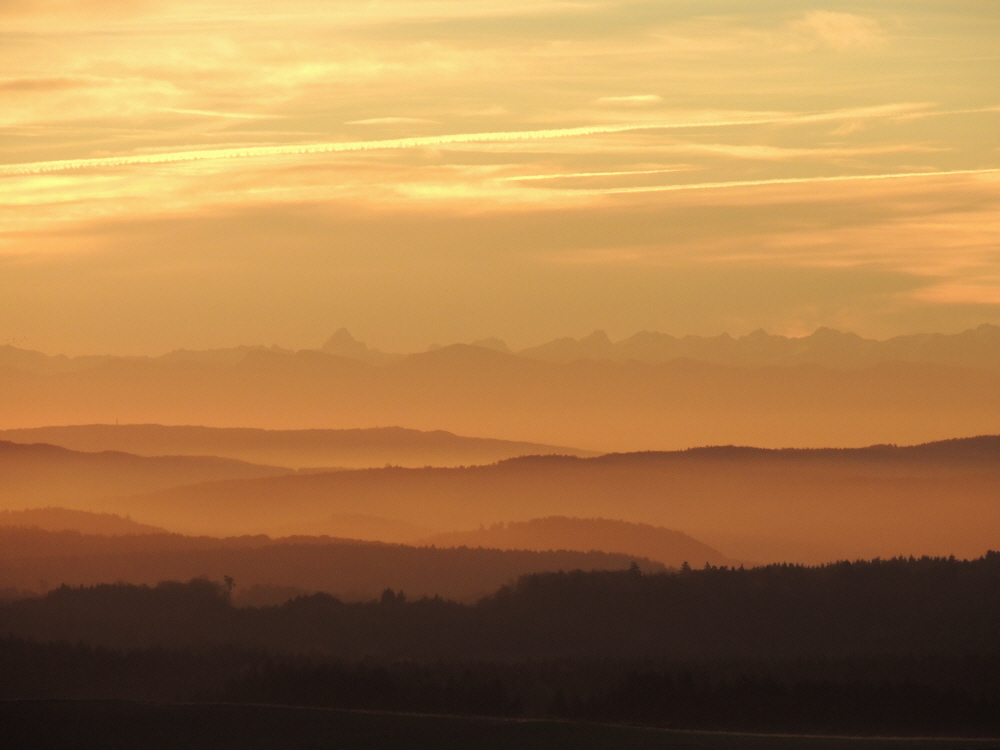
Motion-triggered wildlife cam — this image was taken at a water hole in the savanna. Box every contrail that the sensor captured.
[0,104,934,177]
[561,168,1000,196]
[500,167,690,181]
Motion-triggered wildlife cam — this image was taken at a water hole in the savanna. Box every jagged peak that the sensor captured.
[321,328,370,357]
[581,330,613,345]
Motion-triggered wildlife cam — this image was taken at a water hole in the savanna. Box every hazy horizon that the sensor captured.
[6,321,1000,359]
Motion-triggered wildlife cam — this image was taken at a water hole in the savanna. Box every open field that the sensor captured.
[3,702,999,750]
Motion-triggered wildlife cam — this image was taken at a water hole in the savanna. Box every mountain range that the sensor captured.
[516,324,1000,369]
[11,324,1000,373]
[326,324,1000,370]
[6,336,1000,451]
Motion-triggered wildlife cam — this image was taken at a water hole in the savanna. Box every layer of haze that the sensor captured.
[2,0,999,355]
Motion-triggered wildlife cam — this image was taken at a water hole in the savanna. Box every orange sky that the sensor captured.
[1,0,999,355]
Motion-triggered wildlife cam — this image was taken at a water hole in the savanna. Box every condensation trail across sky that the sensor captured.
[0,105,937,177]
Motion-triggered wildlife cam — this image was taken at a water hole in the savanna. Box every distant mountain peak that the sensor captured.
[582,330,612,345]
[470,338,512,354]
[319,330,402,365]
[808,326,860,340]
[322,328,369,357]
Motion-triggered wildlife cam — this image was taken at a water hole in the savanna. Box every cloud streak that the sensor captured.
[0,104,935,177]
[159,108,280,120]
[346,117,440,125]
[595,95,663,105]
[564,168,1000,196]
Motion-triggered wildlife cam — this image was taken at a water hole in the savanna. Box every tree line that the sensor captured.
[3,555,1000,735]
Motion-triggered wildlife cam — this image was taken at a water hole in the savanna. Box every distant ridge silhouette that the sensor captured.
[422,517,733,568]
[0,425,592,469]
[100,435,1000,563]
[0,508,164,536]
[321,328,401,365]
[517,324,1000,369]
[0,439,290,508]
[7,323,1000,372]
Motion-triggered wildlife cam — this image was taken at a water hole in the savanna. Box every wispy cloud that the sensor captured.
[595,95,662,106]
[0,76,92,93]
[159,108,280,120]
[788,11,884,52]
[345,117,440,125]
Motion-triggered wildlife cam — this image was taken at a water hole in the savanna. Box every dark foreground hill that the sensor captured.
[3,557,1000,738]
[107,436,1000,563]
[0,527,662,603]
[0,424,591,469]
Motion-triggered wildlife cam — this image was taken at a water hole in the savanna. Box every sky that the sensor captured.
[1,0,999,355]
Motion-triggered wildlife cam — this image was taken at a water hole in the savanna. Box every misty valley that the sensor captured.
[2,398,1000,746]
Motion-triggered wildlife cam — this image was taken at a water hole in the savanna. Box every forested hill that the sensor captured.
[0,527,662,604]
[3,554,998,659]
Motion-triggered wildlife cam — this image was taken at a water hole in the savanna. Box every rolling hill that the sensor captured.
[422,517,732,568]
[0,440,290,509]
[101,437,1000,564]
[0,508,165,535]
[0,424,590,469]
[0,527,663,603]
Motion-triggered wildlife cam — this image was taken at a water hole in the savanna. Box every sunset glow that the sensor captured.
[2,0,998,354]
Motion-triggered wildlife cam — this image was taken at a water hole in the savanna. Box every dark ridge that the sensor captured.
[496,435,1000,467]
